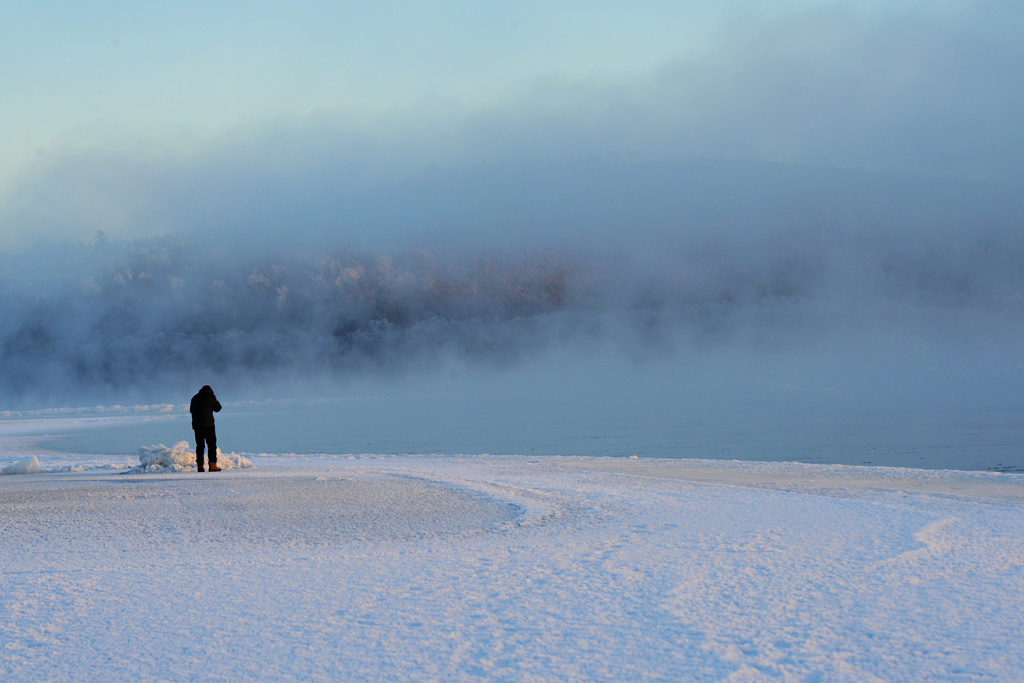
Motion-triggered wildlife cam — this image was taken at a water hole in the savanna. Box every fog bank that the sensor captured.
[2,160,1023,408]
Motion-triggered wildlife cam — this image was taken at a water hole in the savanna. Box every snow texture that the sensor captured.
[2,445,1023,681]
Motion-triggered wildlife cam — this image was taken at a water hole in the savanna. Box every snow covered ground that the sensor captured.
[3,423,1024,681]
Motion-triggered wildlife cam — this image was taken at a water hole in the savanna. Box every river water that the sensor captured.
[12,334,1023,472]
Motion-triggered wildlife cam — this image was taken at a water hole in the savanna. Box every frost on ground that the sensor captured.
[131,441,253,473]
[1,454,1023,682]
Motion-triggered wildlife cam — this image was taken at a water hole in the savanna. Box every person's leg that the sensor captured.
[194,429,206,472]
[207,429,220,471]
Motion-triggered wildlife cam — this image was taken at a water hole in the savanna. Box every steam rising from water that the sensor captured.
[2,160,1023,408]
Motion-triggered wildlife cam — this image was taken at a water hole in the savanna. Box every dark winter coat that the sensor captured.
[190,385,222,430]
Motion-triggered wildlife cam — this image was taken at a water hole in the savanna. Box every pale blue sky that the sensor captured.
[3,2,720,164]
[1,0,1020,246]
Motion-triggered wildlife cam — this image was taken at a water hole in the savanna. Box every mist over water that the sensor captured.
[3,3,1024,470]
[2,158,1024,469]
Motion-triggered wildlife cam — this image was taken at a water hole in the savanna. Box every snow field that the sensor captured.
[1,454,1023,681]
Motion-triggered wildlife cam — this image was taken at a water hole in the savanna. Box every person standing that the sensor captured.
[190,385,222,472]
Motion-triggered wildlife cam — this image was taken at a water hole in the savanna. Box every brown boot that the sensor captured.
[209,463,222,472]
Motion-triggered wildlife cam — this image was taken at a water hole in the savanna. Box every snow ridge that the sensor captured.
[129,441,254,473]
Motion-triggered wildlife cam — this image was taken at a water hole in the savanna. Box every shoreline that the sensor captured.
[4,415,1023,503]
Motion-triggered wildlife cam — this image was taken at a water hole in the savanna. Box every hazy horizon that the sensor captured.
[1,157,1021,414]
[3,1,1023,429]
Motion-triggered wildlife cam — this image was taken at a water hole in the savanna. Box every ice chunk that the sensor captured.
[134,441,195,472]
[129,442,253,474]
[215,450,255,470]
[1,456,43,475]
